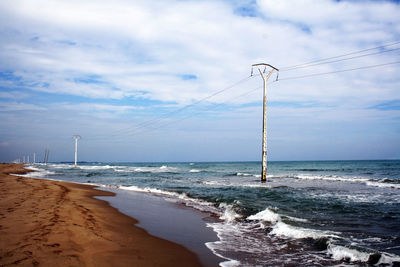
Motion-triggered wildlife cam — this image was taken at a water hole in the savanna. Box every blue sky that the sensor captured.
[0,0,400,162]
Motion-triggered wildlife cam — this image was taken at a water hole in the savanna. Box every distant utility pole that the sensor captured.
[44,149,50,165]
[251,63,279,182]
[23,156,25,164]
[27,155,29,164]
[33,152,36,164]
[72,135,81,168]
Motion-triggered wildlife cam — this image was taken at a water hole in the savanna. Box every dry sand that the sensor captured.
[0,163,202,266]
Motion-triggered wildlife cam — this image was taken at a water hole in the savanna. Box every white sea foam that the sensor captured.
[236,172,262,178]
[22,166,56,177]
[120,185,181,197]
[327,244,370,262]
[366,181,400,189]
[247,207,335,240]
[219,260,241,267]
[47,163,74,169]
[294,174,400,191]
[203,181,222,186]
[219,203,241,223]
[118,185,219,214]
[236,172,252,176]
[295,174,369,183]
[247,207,308,224]
[247,207,280,224]
[48,163,181,173]
[327,243,400,265]
[378,253,400,265]
[78,165,114,170]
[108,165,181,173]
[285,215,309,223]
[271,221,336,239]
[205,238,241,267]
[189,169,200,173]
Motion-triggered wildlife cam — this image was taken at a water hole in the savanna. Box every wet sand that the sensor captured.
[0,164,202,266]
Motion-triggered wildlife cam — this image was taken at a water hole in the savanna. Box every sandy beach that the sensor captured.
[0,164,202,266]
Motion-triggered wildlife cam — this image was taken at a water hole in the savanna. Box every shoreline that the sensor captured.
[97,187,224,267]
[0,163,203,266]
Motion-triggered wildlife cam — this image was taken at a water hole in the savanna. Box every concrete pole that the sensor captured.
[33,152,36,164]
[72,135,81,168]
[251,63,279,182]
[74,138,78,168]
[261,76,268,182]
[27,155,29,164]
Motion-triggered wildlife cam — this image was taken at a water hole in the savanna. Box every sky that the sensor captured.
[0,0,400,163]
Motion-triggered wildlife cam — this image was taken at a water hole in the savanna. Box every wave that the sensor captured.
[366,181,400,189]
[247,207,280,224]
[236,172,261,178]
[245,207,400,265]
[117,185,219,214]
[219,203,242,223]
[247,207,336,239]
[294,174,369,183]
[327,244,400,265]
[270,221,337,240]
[46,163,182,174]
[292,174,400,190]
[47,163,74,169]
[22,166,57,177]
[114,165,180,173]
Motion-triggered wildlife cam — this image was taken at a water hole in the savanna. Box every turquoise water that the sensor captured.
[26,160,400,266]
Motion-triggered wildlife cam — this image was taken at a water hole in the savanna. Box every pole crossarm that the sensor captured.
[251,63,279,71]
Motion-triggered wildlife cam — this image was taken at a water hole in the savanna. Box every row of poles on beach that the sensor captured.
[14,135,82,168]
[13,149,49,165]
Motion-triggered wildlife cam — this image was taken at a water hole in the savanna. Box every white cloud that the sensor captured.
[0,101,46,111]
[0,0,398,108]
[55,102,142,113]
[0,90,28,99]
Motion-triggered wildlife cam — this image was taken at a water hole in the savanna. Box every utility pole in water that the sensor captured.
[44,149,50,165]
[72,135,81,168]
[251,63,279,182]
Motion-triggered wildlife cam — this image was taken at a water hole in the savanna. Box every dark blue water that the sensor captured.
[26,160,400,266]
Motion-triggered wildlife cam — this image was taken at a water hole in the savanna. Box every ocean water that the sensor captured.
[25,160,400,266]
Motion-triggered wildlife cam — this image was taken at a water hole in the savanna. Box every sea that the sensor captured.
[24,160,400,266]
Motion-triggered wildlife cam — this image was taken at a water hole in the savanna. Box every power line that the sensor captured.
[87,41,400,141]
[90,60,400,140]
[144,60,400,135]
[280,40,400,71]
[278,60,400,81]
[281,47,400,72]
[131,85,268,135]
[94,83,272,141]
[146,60,400,133]
[88,75,252,140]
